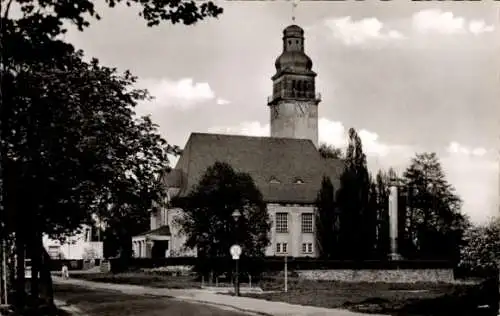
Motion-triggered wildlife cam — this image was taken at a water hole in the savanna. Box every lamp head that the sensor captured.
[232,209,241,221]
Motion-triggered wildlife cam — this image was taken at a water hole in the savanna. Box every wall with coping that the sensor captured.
[296,268,454,283]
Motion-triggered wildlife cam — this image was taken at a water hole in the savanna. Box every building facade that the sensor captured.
[132,24,342,259]
[43,224,103,260]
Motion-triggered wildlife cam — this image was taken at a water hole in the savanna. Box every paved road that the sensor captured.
[54,283,253,316]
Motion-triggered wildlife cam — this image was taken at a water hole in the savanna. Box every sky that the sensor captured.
[60,0,499,224]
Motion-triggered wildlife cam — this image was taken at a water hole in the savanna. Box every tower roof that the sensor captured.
[283,24,304,37]
[274,24,314,75]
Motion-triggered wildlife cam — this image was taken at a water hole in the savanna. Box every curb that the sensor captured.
[54,299,89,316]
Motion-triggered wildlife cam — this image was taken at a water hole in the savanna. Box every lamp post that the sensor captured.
[231,209,241,297]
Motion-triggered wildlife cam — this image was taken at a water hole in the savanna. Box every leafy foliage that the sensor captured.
[459,217,500,272]
[400,153,468,261]
[1,0,221,309]
[173,162,271,273]
[335,128,375,259]
[318,144,343,159]
[314,176,338,258]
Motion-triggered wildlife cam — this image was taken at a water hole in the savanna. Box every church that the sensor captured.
[132,25,343,259]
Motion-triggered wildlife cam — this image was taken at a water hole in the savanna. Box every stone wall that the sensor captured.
[297,268,454,283]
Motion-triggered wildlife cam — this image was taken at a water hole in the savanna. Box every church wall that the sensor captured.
[156,203,318,259]
[267,204,318,258]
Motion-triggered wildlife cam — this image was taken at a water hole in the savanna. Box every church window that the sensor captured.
[301,213,313,233]
[302,243,313,254]
[275,213,288,233]
[294,178,304,184]
[276,242,288,254]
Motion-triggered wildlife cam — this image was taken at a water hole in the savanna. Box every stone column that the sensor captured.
[388,185,402,261]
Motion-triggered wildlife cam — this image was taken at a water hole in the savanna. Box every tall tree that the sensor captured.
[173,162,271,277]
[314,176,338,258]
[374,170,390,258]
[336,128,374,259]
[1,0,222,310]
[402,153,468,260]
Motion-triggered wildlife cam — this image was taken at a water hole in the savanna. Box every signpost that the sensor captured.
[230,244,242,296]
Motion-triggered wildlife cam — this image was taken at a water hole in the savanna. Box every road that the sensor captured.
[54,283,254,316]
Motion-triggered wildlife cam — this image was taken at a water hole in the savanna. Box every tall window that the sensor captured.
[275,213,288,233]
[301,213,313,233]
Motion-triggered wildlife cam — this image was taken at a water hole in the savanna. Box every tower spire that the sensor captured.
[291,0,299,23]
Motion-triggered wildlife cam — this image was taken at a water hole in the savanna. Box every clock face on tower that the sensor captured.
[294,101,311,117]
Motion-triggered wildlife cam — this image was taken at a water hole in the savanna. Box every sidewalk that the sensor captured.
[53,276,387,316]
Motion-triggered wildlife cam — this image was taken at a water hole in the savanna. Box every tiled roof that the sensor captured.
[164,133,344,204]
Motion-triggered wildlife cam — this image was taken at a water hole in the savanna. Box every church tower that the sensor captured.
[268,25,321,147]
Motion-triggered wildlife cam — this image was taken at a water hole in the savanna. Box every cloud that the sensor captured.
[324,16,405,46]
[447,141,488,157]
[136,78,216,111]
[442,141,498,224]
[216,98,231,105]
[208,121,269,137]
[412,9,494,35]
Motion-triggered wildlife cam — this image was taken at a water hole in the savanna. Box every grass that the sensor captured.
[65,271,498,315]
[69,271,203,289]
[243,277,498,315]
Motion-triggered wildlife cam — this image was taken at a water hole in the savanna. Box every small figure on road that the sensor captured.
[61,264,69,279]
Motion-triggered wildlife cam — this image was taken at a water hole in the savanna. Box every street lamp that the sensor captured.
[231,209,242,296]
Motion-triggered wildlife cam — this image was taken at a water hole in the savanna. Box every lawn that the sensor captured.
[68,271,203,289]
[65,271,498,315]
[245,277,498,315]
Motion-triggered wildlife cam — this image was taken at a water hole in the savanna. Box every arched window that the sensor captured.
[294,178,304,184]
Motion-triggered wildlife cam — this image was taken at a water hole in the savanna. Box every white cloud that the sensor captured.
[324,16,405,46]
[136,78,216,111]
[208,121,269,137]
[412,9,494,35]
[468,20,495,35]
[207,121,498,224]
[216,98,231,105]
[442,141,498,224]
[447,141,488,157]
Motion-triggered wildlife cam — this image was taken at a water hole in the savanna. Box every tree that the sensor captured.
[335,128,374,259]
[2,0,221,310]
[401,152,468,260]
[173,162,271,277]
[2,51,177,309]
[318,144,343,159]
[460,216,500,273]
[314,176,338,259]
[373,170,390,258]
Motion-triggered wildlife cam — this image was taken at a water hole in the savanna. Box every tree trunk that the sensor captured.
[14,230,26,310]
[40,246,54,307]
[30,230,41,305]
